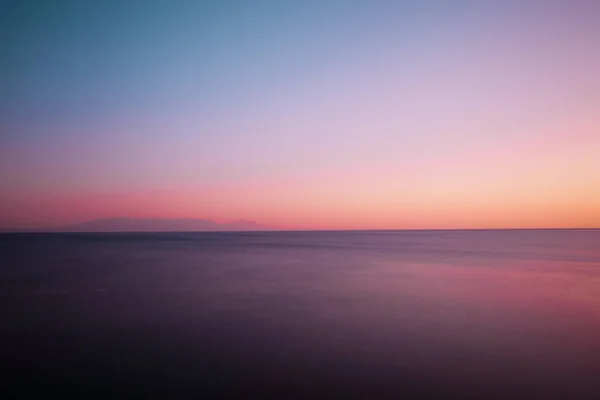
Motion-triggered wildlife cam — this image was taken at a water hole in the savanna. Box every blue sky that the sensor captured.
[2,1,600,229]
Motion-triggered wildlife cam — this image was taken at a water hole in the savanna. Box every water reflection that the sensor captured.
[1,230,600,397]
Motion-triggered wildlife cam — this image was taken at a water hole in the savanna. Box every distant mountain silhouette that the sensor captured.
[219,219,266,231]
[54,217,271,232]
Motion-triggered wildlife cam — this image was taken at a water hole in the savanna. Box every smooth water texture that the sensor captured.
[2,230,600,398]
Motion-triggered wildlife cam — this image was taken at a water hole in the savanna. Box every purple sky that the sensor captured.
[2,1,600,229]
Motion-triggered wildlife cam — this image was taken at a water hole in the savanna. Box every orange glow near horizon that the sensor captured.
[2,120,600,231]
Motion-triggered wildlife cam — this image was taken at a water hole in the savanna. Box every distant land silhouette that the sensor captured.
[48,217,272,232]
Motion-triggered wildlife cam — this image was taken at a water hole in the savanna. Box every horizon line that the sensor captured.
[1,227,599,234]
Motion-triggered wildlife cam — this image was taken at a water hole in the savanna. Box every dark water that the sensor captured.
[2,230,600,398]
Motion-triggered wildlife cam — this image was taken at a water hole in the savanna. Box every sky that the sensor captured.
[2,0,600,230]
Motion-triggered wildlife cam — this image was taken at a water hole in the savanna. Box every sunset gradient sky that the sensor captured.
[2,1,600,230]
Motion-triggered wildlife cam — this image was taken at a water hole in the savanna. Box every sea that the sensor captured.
[1,229,600,398]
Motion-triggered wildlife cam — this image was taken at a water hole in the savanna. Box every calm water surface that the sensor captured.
[2,230,600,398]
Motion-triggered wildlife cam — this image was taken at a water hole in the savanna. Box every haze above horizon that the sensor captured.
[2,1,600,230]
